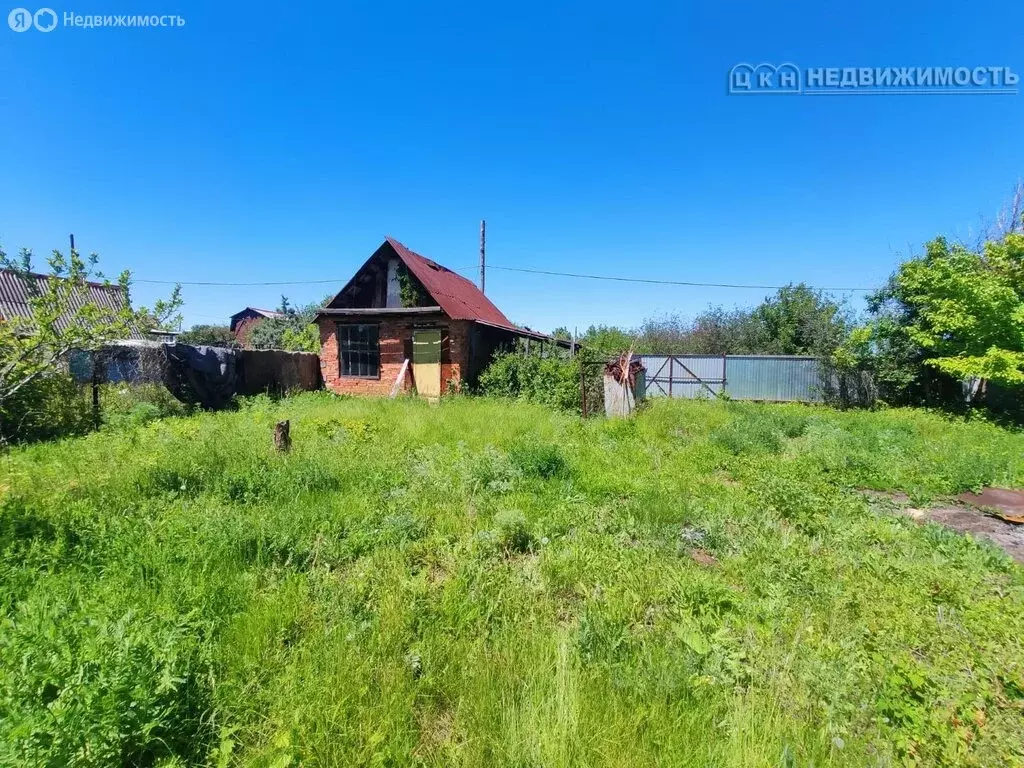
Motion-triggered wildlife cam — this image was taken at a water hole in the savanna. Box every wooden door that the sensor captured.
[412,329,442,400]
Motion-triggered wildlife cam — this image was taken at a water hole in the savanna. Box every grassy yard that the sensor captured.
[2,394,1024,767]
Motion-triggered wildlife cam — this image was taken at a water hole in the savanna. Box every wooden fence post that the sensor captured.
[581,363,587,418]
[91,351,104,431]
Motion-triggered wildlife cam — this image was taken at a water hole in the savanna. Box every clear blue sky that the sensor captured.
[2,0,1022,333]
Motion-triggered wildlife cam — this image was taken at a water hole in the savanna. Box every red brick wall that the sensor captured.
[233,317,263,347]
[319,316,470,397]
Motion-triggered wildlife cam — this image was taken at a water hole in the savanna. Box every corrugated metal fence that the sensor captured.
[640,355,838,403]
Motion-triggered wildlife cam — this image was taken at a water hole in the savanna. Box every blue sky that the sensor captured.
[1,0,1022,333]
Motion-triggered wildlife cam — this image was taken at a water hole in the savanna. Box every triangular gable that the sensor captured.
[326,238,518,331]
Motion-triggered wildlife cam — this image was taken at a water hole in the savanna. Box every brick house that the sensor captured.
[317,237,565,398]
[229,307,285,344]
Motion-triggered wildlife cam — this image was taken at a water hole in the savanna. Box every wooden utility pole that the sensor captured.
[479,219,486,295]
[69,233,75,255]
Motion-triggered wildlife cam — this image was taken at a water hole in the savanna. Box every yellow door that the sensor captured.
[412,329,442,400]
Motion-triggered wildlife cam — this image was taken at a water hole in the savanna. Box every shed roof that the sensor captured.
[0,269,142,338]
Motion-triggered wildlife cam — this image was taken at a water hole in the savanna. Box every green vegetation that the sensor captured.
[477,351,586,410]
[245,297,323,354]
[556,282,850,358]
[844,233,1024,403]
[2,394,1023,767]
[397,264,432,308]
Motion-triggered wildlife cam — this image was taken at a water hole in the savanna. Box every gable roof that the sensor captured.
[329,237,518,330]
[0,269,143,338]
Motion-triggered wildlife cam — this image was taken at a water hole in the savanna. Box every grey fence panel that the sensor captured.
[640,354,827,402]
[724,356,824,402]
[640,355,725,399]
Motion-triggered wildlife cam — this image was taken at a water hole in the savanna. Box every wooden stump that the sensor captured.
[273,420,291,452]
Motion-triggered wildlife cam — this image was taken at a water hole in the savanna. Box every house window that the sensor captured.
[338,323,379,378]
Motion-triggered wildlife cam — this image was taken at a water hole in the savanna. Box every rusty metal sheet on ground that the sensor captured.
[957,488,1024,525]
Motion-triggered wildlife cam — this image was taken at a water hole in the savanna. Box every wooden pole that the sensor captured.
[69,233,75,256]
[479,219,486,295]
[91,354,102,431]
[581,362,587,418]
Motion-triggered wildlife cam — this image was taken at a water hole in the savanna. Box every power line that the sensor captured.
[134,277,348,286]
[484,265,876,292]
[133,265,876,292]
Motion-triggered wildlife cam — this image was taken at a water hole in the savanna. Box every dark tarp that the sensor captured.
[162,343,240,410]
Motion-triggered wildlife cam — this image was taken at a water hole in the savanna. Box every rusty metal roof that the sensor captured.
[383,237,518,330]
[324,238,567,343]
[0,269,142,338]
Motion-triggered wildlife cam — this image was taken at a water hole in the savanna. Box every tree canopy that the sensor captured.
[849,233,1024,399]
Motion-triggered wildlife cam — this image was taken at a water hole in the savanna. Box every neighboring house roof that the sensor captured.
[230,307,286,321]
[0,269,143,339]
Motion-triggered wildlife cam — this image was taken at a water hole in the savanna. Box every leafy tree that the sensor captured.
[178,324,239,348]
[745,283,850,356]
[862,235,1024,397]
[575,324,638,354]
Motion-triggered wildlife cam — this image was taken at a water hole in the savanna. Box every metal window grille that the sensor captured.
[339,323,379,378]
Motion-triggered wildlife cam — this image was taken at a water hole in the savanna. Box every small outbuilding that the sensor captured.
[317,237,565,398]
[229,307,285,341]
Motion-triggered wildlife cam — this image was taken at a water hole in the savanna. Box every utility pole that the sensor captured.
[69,233,75,255]
[479,219,486,295]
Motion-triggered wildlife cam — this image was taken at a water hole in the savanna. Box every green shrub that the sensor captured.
[477,352,583,411]
[101,384,191,431]
[0,373,93,443]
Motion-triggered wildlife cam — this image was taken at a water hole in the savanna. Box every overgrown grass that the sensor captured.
[2,394,1023,767]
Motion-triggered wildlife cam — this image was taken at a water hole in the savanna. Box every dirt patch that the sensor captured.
[691,549,718,568]
[861,488,1024,564]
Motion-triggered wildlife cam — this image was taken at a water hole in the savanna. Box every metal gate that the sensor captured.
[643,355,726,399]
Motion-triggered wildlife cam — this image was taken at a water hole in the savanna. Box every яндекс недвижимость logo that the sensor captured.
[7,7,185,31]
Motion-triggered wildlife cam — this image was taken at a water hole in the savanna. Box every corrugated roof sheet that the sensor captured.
[231,307,286,320]
[0,269,142,338]
[383,237,518,330]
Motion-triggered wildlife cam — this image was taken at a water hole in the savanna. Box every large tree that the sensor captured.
[865,234,1024,396]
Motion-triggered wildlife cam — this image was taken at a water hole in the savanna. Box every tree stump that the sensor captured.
[273,420,291,452]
